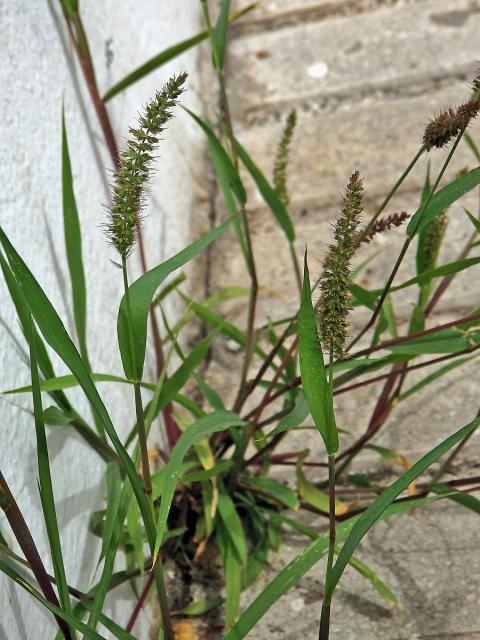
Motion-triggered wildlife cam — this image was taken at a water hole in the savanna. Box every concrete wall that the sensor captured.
[0,2,206,637]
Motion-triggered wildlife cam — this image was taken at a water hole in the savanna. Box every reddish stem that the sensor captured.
[126,573,155,633]
[0,471,72,639]
[61,7,182,448]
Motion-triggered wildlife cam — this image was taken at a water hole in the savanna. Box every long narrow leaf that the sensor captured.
[0,250,70,412]
[407,166,480,235]
[0,226,155,551]
[184,108,246,205]
[327,417,480,599]
[298,254,338,453]
[102,4,257,101]
[217,520,242,627]
[235,139,295,241]
[209,138,249,264]
[62,108,89,365]
[224,494,451,639]
[213,0,232,69]
[398,357,474,401]
[3,372,154,395]
[432,482,480,515]
[385,256,480,293]
[0,558,105,640]
[343,552,397,605]
[153,411,245,562]
[117,215,235,380]
[217,486,248,565]
[275,512,396,604]
[27,316,74,628]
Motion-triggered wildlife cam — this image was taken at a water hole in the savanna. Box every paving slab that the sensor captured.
[228,0,480,115]
[232,0,430,32]
[208,187,480,335]
[231,506,480,639]
[201,1,480,638]
[232,83,480,211]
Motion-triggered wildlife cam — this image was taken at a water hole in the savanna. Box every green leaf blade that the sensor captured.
[236,139,295,242]
[224,494,452,639]
[153,410,245,562]
[407,166,480,236]
[327,416,480,598]
[117,215,234,380]
[62,107,89,366]
[27,316,74,630]
[213,0,232,70]
[298,254,338,454]
[0,225,155,553]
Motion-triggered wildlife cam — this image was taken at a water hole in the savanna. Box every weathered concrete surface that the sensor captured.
[200,0,480,637]
[208,188,480,335]
[229,0,480,114]
[233,85,480,210]
[243,502,480,639]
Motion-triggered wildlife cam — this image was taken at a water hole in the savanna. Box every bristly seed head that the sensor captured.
[317,171,364,358]
[360,211,410,244]
[472,68,480,97]
[419,211,448,274]
[106,72,187,259]
[273,109,297,206]
[423,99,480,151]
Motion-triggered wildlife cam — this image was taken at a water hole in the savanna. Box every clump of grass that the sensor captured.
[3,6,480,640]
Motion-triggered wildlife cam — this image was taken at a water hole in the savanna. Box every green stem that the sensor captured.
[357,146,425,244]
[290,240,302,296]
[121,258,151,499]
[70,413,119,463]
[200,0,259,407]
[133,382,153,502]
[349,134,463,351]
[121,256,173,639]
[319,453,336,640]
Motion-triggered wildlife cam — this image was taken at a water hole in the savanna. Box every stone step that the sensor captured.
[210,183,480,331]
[243,539,480,638]
[227,0,480,116]
[232,0,428,32]
[232,83,480,211]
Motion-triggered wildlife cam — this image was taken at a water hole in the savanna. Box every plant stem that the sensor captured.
[290,240,302,295]
[234,148,425,412]
[60,3,182,449]
[319,453,336,640]
[228,337,298,491]
[126,573,155,632]
[133,382,153,502]
[357,146,425,244]
[121,257,153,506]
[0,470,72,639]
[70,413,119,462]
[242,338,480,431]
[349,136,462,351]
[121,257,173,639]
[200,0,260,409]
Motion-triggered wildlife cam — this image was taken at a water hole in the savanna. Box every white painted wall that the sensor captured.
[0,2,206,637]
